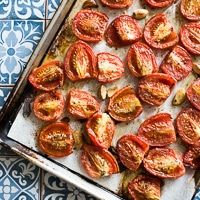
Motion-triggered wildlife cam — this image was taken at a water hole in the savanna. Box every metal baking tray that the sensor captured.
[0,0,200,199]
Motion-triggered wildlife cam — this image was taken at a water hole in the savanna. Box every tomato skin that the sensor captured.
[143,148,185,179]
[108,86,143,122]
[100,0,133,9]
[38,122,74,157]
[144,13,179,49]
[33,90,64,121]
[180,22,200,55]
[186,79,200,111]
[81,145,119,179]
[127,42,158,78]
[144,0,174,8]
[29,60,64,91]
[72,10,108,43]
[97,52,124,83]
[64,40,97,82]
[161,45,193,81]
[176,108,200,146]
[86,112,115,149]
[138,113,176,147]
[116,134,149,170]
[138,73,176,106]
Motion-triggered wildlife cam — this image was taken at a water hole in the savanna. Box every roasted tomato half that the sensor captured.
[66,89,100,119]
[144,13,178,49]
[138,73,176,106]
[128,175,161,200]
[72,9,108,42]
[38,122,74,157]
[127,42,158,77]
[138,113,176,147]
[180,22,200,55]
[176,108,200,146]
[97,52,124,83]
[33,90,64,121]
[161,45,193,81]
[186,79,200,110]
[86,112,115,149]
[64,40,97,81]
[29,60,64,91]
[143,148,185,179]
[105,15,142,47]
[100,0,133,9]
[180,0,200,21]
[144,0,174,8]
[183,146,200,169]
[108,86,143,122]
[116,134,149,170]
[81,145,119,178]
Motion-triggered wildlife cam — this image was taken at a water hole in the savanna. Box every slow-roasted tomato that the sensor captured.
[176,108,200,146]
[33,90,64,121]
[138,113,176,147]
[128,175,161,200]
[180,22,200,55]
[138,73,176,106]
[72,10,108,42]
[143,148,185,179]
[108,86,143,122]
[105,15,142,47]
[144,0,174,8]
[38,122,74,157]
[180,0,200,21]
[97,52,124,83]
[144,13,179,49]
[64,41,97,81]
[86,112,115,149]
[81,145,119,178]
[100,0,133,9]
[186,79,200,110]
[161,45,193,81]
[127,42,158,77]
[116,134,149,170]
[183,146,200,169]
[66,89,100,119]
[29,60,64,91]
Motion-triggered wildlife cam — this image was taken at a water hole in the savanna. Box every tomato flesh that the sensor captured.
[100,0,133,9]
[144,0,174,8]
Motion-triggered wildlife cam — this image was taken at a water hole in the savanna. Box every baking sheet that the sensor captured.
[8,0,200,199]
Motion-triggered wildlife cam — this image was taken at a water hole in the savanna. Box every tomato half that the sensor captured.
[180,22,200,55]
[97,52,124,83]
[108,86,143,122]
[138,73,176,106]
[186,79,200,110]
[143,148,185,179]
[38,122,74,157]
[81,145,119,178]
[66,89,100,119]
[116,134,149,170]
[86,112,115,149]
[161,45,193,81]
[29,60,64,91]
[100,0,133,9]
[64,40,97,81]
[105,15,142,47]
[127,42,158,77]
[144,0,174,8]
[138,113,176,147]
[72,9,108,42]
[144,13,179,49]
[176,108,200,146]
[180,0,200,21]
[33,90,64,121]
[128,175,161,200]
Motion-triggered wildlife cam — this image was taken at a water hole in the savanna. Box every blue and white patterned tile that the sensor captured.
[0,87,12,109]
[47,0,62,19]
[0,0,46,20]
[0,20,45,85]
[194,189,200,200]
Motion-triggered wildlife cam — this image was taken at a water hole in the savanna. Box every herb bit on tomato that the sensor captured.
[108,86,143,122]
[38,122,74,157]
[144,0,174,8]
[100,0,133,9]
[29,60,64,91]
[81,145,119,178]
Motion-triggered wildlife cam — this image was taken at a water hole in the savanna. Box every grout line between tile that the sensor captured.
[0,85,15,87]
[39,169,45,200]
